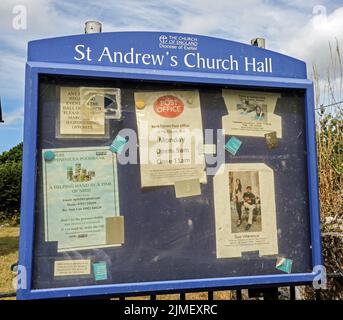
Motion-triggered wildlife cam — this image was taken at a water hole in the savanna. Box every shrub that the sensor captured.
[0,160,22,222]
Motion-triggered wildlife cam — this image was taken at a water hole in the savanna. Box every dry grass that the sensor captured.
[115,291,234,300]
[317,122,343,224]
[0,226,19,298]
[313,41,343,230]
[307,41,343,300]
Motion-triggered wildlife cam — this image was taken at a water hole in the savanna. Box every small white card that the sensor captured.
[54,259,91,277]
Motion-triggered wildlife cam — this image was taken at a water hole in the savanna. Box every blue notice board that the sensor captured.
[17,32,322,299]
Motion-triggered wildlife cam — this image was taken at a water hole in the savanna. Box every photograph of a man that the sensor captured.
[229,171,262,233]
[243,186,256,231]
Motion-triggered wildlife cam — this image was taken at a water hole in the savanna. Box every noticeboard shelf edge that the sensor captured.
[16,272,317,300]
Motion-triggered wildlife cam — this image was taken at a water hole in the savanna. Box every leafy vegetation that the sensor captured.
[0,143,22,224]
[0,143,23,164]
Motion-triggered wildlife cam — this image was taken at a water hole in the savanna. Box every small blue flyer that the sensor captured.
[93,261,108,281]
[110,135,127,154]
[225,136,242,155]
[276,257,293,274]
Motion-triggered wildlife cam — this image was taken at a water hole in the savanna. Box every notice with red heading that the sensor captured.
[134,90,206,188]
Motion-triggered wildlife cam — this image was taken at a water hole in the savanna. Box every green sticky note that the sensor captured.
[225,136,242,155]
[276,257,293,273]
[110,135,127,154]
[93,261,107,281]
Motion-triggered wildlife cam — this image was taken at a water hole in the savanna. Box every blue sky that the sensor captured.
[0,0,342,152]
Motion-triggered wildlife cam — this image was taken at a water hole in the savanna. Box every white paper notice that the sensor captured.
[54,260,91,277]
[42,147,121,252]
[213,163,278,258]
[134,90,206,188]
[222,90,282,138]
[60,87,105,135]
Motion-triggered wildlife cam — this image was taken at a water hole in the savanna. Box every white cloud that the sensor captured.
[284,6,343,71]
[0,0,342,120]
[0,108,24,127]
[0,52,25,97]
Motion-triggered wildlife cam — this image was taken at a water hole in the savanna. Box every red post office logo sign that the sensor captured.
[153,95,184,118]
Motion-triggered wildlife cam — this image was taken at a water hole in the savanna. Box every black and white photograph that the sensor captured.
[229,171,262,233]
[222,89,282,138]
[214,163,278,258]
[236,100,268,123]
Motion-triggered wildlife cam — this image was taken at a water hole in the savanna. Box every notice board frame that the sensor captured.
[17,32,322,300]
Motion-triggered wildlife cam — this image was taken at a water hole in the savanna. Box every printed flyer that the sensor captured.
[134,90,206,188]
[222,89,282,138]
[59,87,105,135]
[42,147,121,252]
[213,163,278,258]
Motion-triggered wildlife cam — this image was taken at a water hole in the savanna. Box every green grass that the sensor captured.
[0,226,19,298]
